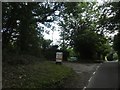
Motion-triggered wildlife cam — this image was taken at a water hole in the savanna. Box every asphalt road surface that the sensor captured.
[63,62,99,88]
[86,61,119,89]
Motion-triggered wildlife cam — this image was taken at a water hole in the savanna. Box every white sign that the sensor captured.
[56,52,63,62]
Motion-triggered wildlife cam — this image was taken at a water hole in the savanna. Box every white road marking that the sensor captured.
[96,64,101,71]
[86,63,102,88]
[93,71,96,75]
[88,77,92,82]
[83,86,86,90]
[83,63,102,89]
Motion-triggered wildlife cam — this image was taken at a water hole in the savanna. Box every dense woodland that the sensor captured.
[2,2,120,64]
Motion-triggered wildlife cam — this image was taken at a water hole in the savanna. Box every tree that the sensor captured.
[42,39,52,50]
[113,33,120,60]
[98,2,120,60]
[2,2,40,53]
[59,2,110,61]
[110,2,120,60]
[2,2,63,57]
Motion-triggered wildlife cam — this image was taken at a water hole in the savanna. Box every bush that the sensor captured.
[44,46,58,61]
[107,53,113,61]
[62,50,69,61]
[3,51,44,65]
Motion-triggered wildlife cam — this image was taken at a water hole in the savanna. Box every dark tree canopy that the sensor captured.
[59,2,111,60]
[99,2,120,60]
[2,2,120,62]
[2,2,62,53]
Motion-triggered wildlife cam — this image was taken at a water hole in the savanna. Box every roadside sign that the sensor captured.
[56,52,63,64]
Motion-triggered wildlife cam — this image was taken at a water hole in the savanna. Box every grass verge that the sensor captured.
[3,61,74,88]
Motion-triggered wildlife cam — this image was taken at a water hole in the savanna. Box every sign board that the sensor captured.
[56,52,63,62]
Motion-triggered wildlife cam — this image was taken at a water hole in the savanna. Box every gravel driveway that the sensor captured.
[62,62,100,88]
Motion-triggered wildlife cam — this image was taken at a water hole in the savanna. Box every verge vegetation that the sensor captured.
[3,57,74,88]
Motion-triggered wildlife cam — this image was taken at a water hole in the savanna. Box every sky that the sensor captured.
[43,25,61,45]
[41,1,118,45]
[39,22,61,45]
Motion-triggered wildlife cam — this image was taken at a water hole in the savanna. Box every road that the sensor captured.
[86,61,119,89]
[63,62,99,88]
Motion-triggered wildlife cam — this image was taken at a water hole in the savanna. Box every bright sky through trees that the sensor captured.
[42,0,117,45]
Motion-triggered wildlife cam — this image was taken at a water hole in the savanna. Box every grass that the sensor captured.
[3,61,74,88]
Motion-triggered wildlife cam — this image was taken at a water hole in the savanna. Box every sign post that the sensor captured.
[56,52,63,64]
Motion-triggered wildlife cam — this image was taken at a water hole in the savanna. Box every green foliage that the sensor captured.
[3,2,119,62]
[62,49,70,61]
[113,52,118,60]
[59,2,111,61]
[67,48,76,57]
[44,45,58,61]
[3,61,74,88]
[74,30,97,59]
[73,30,110,60]
[99,2,120,60]
[2,2,63,59]
[113,33,120,60]
[2,50,45,65]
[107,53,113,61]
[41,39,52,50]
